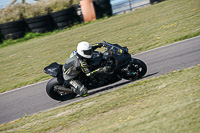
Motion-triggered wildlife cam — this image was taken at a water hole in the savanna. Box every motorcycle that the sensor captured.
[44,41,147,101]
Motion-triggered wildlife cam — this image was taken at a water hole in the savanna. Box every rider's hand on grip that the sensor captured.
[97,42,105,48]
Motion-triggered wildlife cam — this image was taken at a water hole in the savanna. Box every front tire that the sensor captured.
[123,58,147,80]
[46,78,77,101]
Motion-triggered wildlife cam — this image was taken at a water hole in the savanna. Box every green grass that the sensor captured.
[0,0,200,93]
[0,65,199,132]
[0,31,59,48]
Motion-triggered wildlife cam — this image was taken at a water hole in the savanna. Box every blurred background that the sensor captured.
[0,0,149,14]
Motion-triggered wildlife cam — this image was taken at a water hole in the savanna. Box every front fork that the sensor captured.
[119,58,139,78]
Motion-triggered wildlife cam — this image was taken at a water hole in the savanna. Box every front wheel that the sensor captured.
[122,58,147,80]
[46,78,77,101]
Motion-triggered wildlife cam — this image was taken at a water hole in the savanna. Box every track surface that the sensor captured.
[0,36,200,124]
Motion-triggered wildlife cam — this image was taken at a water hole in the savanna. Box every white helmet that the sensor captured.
[77,41,92,58]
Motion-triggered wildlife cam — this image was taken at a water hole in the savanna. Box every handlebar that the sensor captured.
[98,41,128,54]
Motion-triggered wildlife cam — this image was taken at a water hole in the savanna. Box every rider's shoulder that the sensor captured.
[70,51,78,58]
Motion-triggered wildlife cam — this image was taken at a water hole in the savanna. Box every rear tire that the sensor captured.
[46,78,77,101]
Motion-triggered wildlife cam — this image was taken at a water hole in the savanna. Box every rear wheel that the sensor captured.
[46,78,77,101]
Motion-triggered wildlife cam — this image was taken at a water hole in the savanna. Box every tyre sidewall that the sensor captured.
[121,58,147,80]
[46,78,77,101]
[51,8,73,18]
[4,31,25,40]
[93,0,110,5]
[131,58,147,78]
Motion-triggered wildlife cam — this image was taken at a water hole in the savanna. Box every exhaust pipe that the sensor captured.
[54,85,73,93]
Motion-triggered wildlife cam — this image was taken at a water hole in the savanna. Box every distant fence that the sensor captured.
[111,0,149,15]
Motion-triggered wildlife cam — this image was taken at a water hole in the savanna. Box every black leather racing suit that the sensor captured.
[63,44,103,96]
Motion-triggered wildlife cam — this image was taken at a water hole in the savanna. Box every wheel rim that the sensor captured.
[129,64,143,74]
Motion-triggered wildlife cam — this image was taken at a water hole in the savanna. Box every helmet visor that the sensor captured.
[83,49,93,55]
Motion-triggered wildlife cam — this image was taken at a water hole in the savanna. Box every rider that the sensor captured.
[63,41,111,97]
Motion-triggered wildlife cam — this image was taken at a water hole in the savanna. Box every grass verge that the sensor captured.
[0,0,200,93]
[0,65,199,132]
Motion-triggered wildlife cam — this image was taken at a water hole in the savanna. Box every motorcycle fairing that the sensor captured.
[44,62,63,77]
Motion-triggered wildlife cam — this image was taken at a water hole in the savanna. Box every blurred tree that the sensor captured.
[6,0,45,9]
[7,0,17,8]
[7,0,27,8]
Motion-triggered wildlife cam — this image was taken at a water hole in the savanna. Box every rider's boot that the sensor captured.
[80,86,88,97]
[68,79,88,97]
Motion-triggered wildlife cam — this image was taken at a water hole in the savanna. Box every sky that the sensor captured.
[0,0,36,9]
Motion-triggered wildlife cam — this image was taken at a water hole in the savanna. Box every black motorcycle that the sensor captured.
[44,41,147,101]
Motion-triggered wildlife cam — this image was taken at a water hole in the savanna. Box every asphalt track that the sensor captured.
[0,36,200,125]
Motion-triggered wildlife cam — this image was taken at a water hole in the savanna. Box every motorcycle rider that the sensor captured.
[63,41,111,97]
